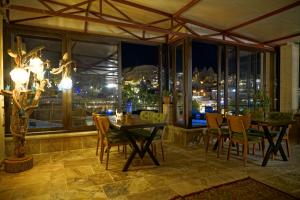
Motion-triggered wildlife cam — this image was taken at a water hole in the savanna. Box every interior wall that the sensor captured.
[0,16,5,161]
[280,42,299,112]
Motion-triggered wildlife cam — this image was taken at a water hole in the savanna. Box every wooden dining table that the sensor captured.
[109,115,166,171]
[252,119,293,166]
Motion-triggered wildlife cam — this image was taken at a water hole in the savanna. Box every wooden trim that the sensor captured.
[224,1,300,32]
[263,32,300,44]
[172,0,200,17]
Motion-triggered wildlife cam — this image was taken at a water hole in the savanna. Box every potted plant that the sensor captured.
[163,90,172,104]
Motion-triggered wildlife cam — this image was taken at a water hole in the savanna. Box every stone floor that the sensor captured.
[1,142,300,200]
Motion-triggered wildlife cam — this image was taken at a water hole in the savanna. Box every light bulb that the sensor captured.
[10,68,29,84]
[58,77,72,90]
[29,57,43,74]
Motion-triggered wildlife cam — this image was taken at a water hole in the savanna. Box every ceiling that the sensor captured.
[2,0,300,50]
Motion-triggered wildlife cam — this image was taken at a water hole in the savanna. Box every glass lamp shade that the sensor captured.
[58,77,72,90]
[29,57,43,74]
[10,68,29,84]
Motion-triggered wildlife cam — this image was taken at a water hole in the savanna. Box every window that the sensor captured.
[227,47,237,114]
[121,43,159,113]
[239,50,261,113]
[192,42,218,127]
[175,44,184,125]
[71,40,119,127]
[18,36,63,130]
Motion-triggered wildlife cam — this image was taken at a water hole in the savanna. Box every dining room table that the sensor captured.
[109,115,166,171]
[251,118,294,166]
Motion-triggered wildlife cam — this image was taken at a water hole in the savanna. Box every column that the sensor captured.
[0,14,5,161]
[280,43,299,112]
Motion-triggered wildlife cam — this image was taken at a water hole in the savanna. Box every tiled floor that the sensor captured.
[1,142,300,200]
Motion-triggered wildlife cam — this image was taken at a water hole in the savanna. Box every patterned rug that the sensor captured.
[170,177,298,200]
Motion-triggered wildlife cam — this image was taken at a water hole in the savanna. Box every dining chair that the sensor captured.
[133,111,166,161]
[93,115,131,169]
[227,115,262,166]
[205,113,229,158]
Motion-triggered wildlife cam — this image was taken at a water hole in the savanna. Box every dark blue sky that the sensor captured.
[122,42,159,68]
[122,41,218,71]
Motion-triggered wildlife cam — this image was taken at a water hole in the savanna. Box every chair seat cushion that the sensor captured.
[128,128,162,140]
[248,129,278,137]
[106,131,130,143]
[208,128,229,136]
[231,133,261,143]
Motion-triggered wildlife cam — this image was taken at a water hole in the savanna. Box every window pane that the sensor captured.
[121,43,159,113]
[239,51,261,113]
[228,47,237,114]
[71,40,119,127]
[176,44,184,125]
[192,42,218,127]
[20,36,63,130]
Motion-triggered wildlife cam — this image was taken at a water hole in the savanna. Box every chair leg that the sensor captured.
[261,138,265,157]
[96,138,100,156]
[286,139,290,158]
[205,134,210,154]
[217,136,221,158]
[243,142,248,166]
[236,143,239,156]
[227,140,232,160]
[160,142,165,161]
[252,144,255,155]
[106,147,110,170]
[124,145,127,159]
[100,145,105,163]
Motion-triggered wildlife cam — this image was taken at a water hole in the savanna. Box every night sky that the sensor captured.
[192,41,217,72]
[122,41,217,72]
[122,42,159,69]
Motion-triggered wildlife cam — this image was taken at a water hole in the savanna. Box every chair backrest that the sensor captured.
[227,115,247,140]
[268,112,293,121]
[206,113,223,129]
[94,115,110,136]
[239,114,251,130]
[140,111,166,123]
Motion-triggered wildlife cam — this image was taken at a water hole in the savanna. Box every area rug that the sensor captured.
[170,177,298,200]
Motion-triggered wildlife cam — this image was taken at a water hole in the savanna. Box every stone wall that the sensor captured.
[5,131,97,156]
[164,125,206,147]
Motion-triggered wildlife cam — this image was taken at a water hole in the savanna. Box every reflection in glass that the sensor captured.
[20,36,63,129]
[227,47,237,114]
[176,44,184,125]
[71,40,119,127]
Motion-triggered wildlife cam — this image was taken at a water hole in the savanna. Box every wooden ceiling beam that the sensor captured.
[264,32,300,44]
[224,1,300,33]
[111,0,172,17]
[173,0,200,18]
[6,4,274,51]
[118,26,143,40]
[111,0,263,44]
[84,1,92,33]
[38,0,54,12]
[104,0,133,22]
[57,0,95,14]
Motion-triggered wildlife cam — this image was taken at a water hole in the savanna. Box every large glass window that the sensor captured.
[239,50,261,113]
[21,36,63,130]
[227,47,237,114]
[175,44,185,125]
[71,40,119,127]
[121,43,159,113]
[192,42,218,127]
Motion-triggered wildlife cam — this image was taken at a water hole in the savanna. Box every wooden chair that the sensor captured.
[93,115,131,169]
[227,115,262,166]
[205,113,229,158]
[132,111,166,161]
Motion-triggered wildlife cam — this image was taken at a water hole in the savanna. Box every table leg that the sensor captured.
[262,125,275,166]
[122,127,161,171]
[274,126,288,161]
[261,125,288,166]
